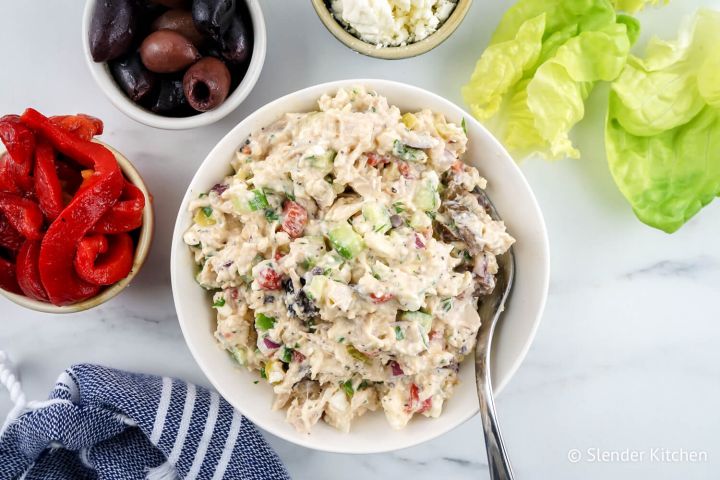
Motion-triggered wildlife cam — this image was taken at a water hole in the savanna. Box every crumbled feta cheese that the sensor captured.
[330,0,458,47]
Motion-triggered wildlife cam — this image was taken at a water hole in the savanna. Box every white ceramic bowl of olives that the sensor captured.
[82,0,266,130]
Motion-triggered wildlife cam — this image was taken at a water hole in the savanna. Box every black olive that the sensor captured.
[192,0,236,42]
[220,15,251,64]
[150,78,192,117]
[109,52,158,103]
[282,277,294,294]
[89,0,138,62]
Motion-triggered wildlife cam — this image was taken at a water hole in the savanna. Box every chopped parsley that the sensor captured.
[394,326,405,340]
[461,117,467,135]
[212,297,226,308]
[280,347,293,363]
[264,209,279,222]
[441,298,453,312]
[341,380,354,399]
[201,206,213,218]
[255,313,276,331]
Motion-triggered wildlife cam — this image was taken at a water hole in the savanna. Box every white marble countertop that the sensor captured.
[2,0,719,478]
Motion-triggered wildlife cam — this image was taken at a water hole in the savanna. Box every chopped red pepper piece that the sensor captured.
[20,108,124,305]
[417,397,433,414]
[370,292,394,304]
[256,265,282,290]
[91,181,145,234]
[74,233,134,286]
[15,240,48,301]
[280,200,308,238]
[0,256,21,294]
[33,141,64,220]
[405,383,432,414]
[0,214,24,254]
[406,383,420,413]
[0,115,35,178]
[0,193,44,240]
[0,152,33,193]
[50,114,104,141]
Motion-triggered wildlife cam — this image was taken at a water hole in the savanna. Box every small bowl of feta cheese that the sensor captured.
[311,0,472,59]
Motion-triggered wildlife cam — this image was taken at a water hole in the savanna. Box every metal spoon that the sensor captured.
[469,190,516,479]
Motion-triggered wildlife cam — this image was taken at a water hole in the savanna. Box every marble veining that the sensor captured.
[1,1,719,479]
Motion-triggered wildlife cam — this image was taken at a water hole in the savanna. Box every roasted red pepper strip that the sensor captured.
[0,193,43,240]
[20,108,124,305]
[55,157,83,196]
[21,109,97,169]
[92,181,145,234]
[74,233,133,286]
[0,214,24,254]
[15,240,48,301]
[33,140,64,220]
[0,256,21,294]
[0,115,35,178]
[0,152,33,193]
[50,114,104,141]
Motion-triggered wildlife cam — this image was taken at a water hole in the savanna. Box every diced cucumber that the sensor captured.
[304,275,328,301]
[231,194,251,214]
[305,149,336,170]
[409,210,431,229]
[248,189,269,211]
[255,313,276,331]
[400,311,433,334]
[413,182,438,212]
[328,223,365,260]
[230,347,247,366]
[393,140,427,163]
[362,202,391,234]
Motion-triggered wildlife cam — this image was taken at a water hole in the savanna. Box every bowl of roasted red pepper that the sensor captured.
[0,111,153,313]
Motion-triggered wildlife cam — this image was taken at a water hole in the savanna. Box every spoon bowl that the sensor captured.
[472,188,516,479]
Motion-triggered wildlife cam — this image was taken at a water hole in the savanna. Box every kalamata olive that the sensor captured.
[221,15,251,64]
[151,9,204,47]
[150,0,190,8]
[109,52,158,103]
[183,57,231,112]
[89,0,137,62]
[139,30,200,73]
[192,0,235,41]
[150,78,192,116]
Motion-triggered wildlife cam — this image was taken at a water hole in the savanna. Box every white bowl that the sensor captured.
[170,79,550,453]
[82,0,266,130]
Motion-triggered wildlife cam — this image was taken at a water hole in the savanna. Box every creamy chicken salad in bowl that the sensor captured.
[171,79,549,453]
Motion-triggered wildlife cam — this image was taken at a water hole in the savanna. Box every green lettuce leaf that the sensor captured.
[462,0,637,160]
[612,0,668,14]
[606,9,720,232]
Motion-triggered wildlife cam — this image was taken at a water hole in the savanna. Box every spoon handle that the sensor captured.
[476,357,514,480]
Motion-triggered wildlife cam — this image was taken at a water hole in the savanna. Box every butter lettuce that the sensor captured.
[612,0,668,14]
[462,0,638,159]
[606,9,720,232]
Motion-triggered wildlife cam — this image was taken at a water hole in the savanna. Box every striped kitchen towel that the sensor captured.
[0,352,290,479]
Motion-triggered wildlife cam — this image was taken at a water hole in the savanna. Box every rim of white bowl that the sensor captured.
[81,0,266,130]
[171,79,550,453]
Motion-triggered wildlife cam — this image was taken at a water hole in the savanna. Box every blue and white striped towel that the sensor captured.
[0,353,290,479]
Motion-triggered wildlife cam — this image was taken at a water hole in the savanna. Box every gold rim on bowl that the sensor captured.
[0,141,154,314]
[311,0,472,59]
